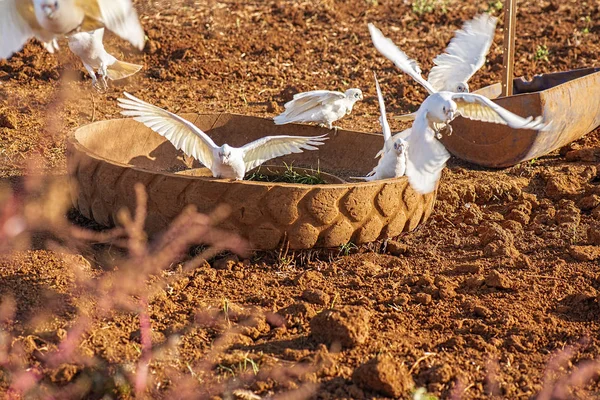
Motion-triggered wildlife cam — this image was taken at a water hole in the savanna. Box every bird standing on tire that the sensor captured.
[352,73,408,181]
[273,88,363,130]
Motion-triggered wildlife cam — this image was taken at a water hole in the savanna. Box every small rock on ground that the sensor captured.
[301,289,330,306]
[310,306,370,348]
[352,354,413,398]
[569,245,600,261]
[485,271,512,290]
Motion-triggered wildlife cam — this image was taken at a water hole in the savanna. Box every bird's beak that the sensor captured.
[42,4,57,17]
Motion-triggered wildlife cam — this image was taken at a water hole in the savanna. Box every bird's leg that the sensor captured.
[83,64,98,88]
[101,74,109,91]
[99,62,109,91]
[433,123,444,140]
[443,124,453,137]
[433,122,452,140]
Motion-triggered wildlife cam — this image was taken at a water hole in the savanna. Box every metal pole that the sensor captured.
[501,0,517,97]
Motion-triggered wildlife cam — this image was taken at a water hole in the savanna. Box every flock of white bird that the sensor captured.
[0,0,549,194]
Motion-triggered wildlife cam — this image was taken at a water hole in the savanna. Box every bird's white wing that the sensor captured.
[291,90,345,101]
[452,93,549,131]
[405,115,450,194]
[368,23,436,95]
[79,0,145,50]
[118,92,218,169]
[241,135,329,171]
[0,0,35,59]
[428,14,497,92]
[92,27,105,41]
[374,72,392,146]
[274,90,345,123]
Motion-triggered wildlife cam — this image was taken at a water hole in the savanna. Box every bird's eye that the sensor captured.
[54,1,59,8]
[443,106,446,112]
[355,93,359,98]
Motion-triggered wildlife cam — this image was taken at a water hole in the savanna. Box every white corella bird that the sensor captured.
[0,0,145,60]
[118,93,329,180]
[429,13,497,93]
[353,73,408,181]
[273,88,364,130]
[369,23,549,194]
[68,28,142,90]
[394,13,497,122]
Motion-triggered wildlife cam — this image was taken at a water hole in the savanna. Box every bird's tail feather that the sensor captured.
[107,60,143,81]
[393,112,417,122]
[273,114,291,125]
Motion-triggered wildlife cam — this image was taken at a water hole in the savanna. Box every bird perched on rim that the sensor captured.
[392,13,497,122]
[369,23,550,194]
[0,0,145,60]
[352,73,408,181]
[273,88,364,130]
[68,28,142,90]
[118,93,329,180]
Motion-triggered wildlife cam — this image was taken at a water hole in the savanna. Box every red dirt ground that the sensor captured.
[1,0,600,398]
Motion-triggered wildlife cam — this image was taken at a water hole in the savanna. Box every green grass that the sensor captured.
[487,0,503,13]
[411,0,446,15]
[338,242,358,256]
[245,163,326,185]
[534,45,550,62]
[583,15,592,34]
[217,353,260,377]
[412,387,439,400]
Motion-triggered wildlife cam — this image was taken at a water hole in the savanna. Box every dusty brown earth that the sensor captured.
[1,0,600,399]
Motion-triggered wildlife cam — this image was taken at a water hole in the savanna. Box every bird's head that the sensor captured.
[436,99,458,124]
[345,88,363,102]
[393,138,408,155]
[455,82,469,93]
[218,144,233,164]
[36,0,60,19]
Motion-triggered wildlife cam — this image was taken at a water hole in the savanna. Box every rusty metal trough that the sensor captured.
[444,67,600,168]
[443,0,600,168]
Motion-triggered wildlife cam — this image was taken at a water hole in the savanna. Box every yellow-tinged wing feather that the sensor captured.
[457,102,506,124]
[15,0,41,29]
[75,0,145,50]
[453,93,549,131]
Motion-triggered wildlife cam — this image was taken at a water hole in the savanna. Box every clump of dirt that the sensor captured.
[352,354,414,398]
[310,306,371,348]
